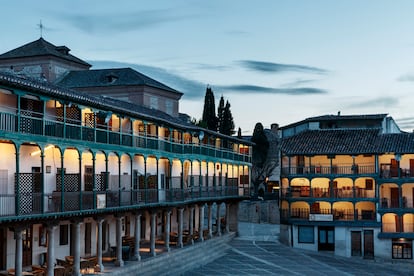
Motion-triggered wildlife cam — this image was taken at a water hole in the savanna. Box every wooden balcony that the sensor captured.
[281,164,375,176]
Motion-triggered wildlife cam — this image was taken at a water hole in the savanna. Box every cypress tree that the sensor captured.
[201,86,218,131]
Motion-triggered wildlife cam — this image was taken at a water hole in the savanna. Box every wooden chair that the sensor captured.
[54,267,65,276]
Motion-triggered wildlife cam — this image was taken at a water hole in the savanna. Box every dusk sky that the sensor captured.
[2,1,414,134]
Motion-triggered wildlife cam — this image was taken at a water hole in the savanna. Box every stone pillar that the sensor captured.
[73,220,82,276]
[165,210,171,252]
[150,212,156,256]
[46,224,57,276]
[216,203,221,236]
[115,216,124,267]
[225,203,230,233]
[95,218,105,272]
[132,213,141,261]
[13,228,23,276]
[199,204,205,242]
[178,208,184,248]
[189,206,194,244]
[207,203,213,239]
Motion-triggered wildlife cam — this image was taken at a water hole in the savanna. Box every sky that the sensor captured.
[2,0,414,134]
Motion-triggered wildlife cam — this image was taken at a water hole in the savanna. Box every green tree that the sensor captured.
[220,100,235,136]
[217,95,225,132]
[201,86,218,131]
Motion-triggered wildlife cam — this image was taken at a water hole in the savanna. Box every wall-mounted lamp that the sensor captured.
[31,145,54,156]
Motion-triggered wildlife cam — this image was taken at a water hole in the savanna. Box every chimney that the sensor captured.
[271,123,279,133]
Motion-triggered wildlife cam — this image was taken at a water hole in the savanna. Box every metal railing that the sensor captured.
[0,109,251,163]
[281,187,375,199]
[0,186,242,217]
[281,165,376,176]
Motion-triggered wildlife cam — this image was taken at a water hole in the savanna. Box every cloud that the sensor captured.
[395,116,414,130]
[88,61,327,100]
[218,85,328,95]
[60,9,189,34]
[346,97,399,109]
[397,74,414,82]
[282,78,317,87]
[238,60,328,74]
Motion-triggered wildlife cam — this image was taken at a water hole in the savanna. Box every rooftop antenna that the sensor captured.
[37,20,44,38]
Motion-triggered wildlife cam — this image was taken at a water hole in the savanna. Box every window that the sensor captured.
[150,97,158,110]
[165,100,173,115]
[365,179,373,190]
[298,226,314,243]
[59,225,69,245]
[392,240,412,259]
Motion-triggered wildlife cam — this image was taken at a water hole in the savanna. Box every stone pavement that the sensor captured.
[183,222,414,276]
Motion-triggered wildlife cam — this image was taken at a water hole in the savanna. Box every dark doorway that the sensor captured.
[391,188,399,208]
[85,223,91,255]
[351,231,362,256]
[22,226,33,267]
[318,226,334,251]
[363,230,374,259]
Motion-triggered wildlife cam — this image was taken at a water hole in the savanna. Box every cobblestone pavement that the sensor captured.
[183,223,414,276]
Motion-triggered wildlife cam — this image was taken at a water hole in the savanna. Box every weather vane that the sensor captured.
[37,20,44,38]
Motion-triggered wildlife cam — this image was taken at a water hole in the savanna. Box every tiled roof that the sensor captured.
[56,68,182,95]
[281,128,414,155]
[0,71,250,144]
[0,38,91,67]
[281,128,381,155]
[377,133,414,153]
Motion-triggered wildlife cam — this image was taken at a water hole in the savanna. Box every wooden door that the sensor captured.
[410,159,414,177]
[391,159,399,177]
[297,156,304,174]
[351,231,362,256]
[363,230,374,259]
[318,226,334,251]
[22,226,33,267]
[391,188,399,208]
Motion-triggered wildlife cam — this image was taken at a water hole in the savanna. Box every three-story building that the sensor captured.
[280,113,414,260]
[0,38,252,275]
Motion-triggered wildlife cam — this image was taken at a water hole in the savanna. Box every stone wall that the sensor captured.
[238,200,279,224]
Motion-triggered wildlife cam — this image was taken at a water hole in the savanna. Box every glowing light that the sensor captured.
[30,145,54,156]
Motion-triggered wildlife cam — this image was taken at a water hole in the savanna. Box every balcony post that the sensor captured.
[79,155,83,210]
[181,161,184,200]
[46,222,58,276]
[199,204,205,242]
[216,203,221,236]
[92,155,96,208]
[207,203,213,239]
[199,162,202,196]
[60,154,65,212]
[132,212,141,260]
[144,157,147,202]
[225,203,230,233]
[12,226,24,276]
[72,218,82,275]
[95,217,105,272]
[41,151,45,213]
[164,210,171,252]
[178,207,184,248]
[118,158,121,207]
[189,205,194,244]
[114,215,124,267]
[15,146,20,216]
[150,211,157,256]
